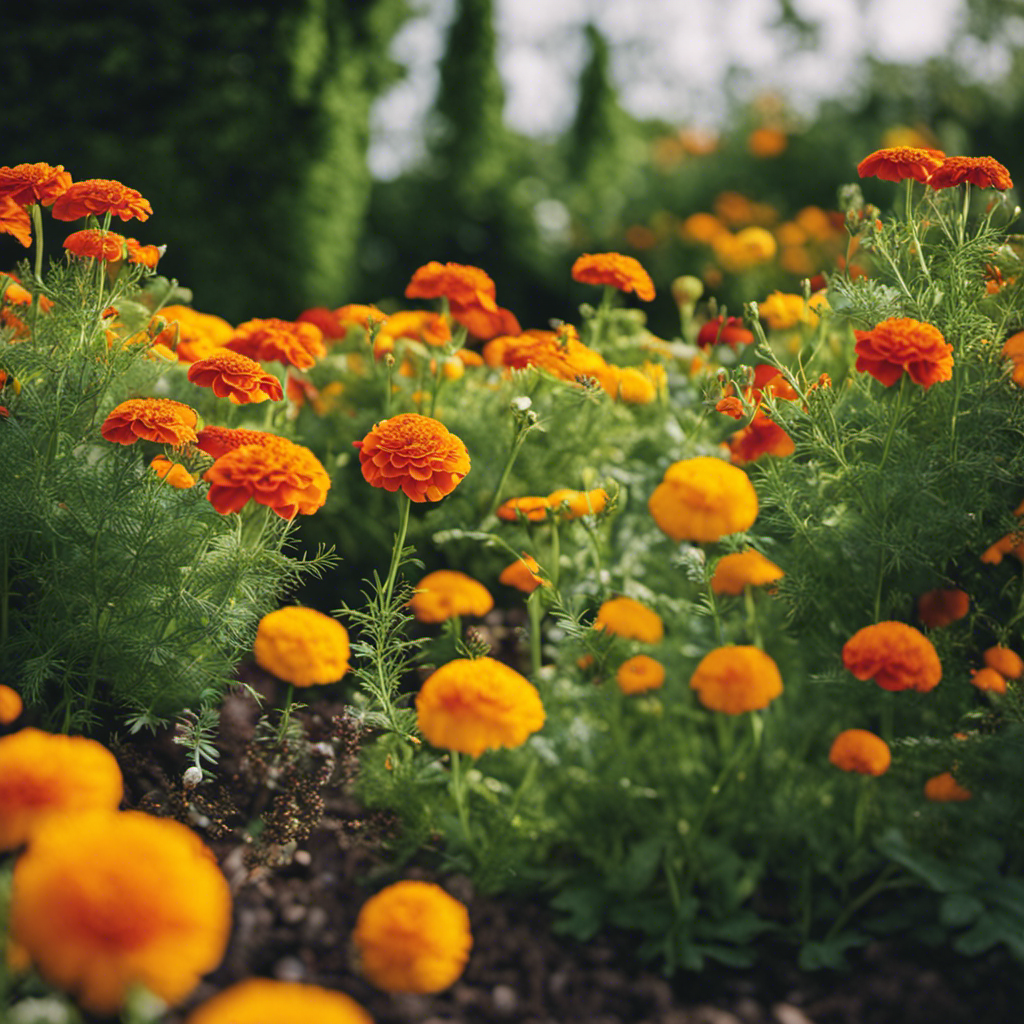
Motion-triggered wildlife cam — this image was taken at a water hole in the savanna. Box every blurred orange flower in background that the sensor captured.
[0,162,72,206]
[63,228,127,262]
[51,178,152,222]
[648,456,759,542]
[924,771,972,801]
[728,412,795,465]
[406,260,497,311]
[150,455,196,489]
[188,350,284,404]
[616,654,666,695]
[842,621,942,692]
[0,196,32,247]
[696,316,753,349]
[711,550,784,595]
[254,606,350,687]
[228,317,326,370]
[496,495,551,522]
[829,729,891,775]
[594,596,664,644]
[970,667,1007,694]
[983,645,1023,679]
[187,979,374,1024]
[571,252,656,301]
[126,237,161,268]
[0,684,22,724]
[917,588,969,628]
[747,126,787,158]
[689,645,783,714]
[409,570,494,624]
[156,305,235,364]
[195,425,276,460]
[547,487,609,519]
[857,146,945,184]
[498,553,548,593]
[854,317,953,389]
[101,397,198,446]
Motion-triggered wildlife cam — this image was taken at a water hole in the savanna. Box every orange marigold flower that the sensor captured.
[158,305,234,364]
[0,196,32,247]
[126,238,162,269]
[297,304,388,342]
[857,146,945,184]
[917,588,969,628]
[842,621,942,693]
[594,597,664,643]
[983,645,1024,679]
[547,487,609,520]
[716,396,746,419]
[377,310,451,350]
[648,456,759,543]
[416,657,545,756]
[853,317,953,389]
[571,252,655,301]
[101,398,198,447]
[498,553,548,593]
[353,881,472,994]
[10,809,231,1014]
[150,455,196,489]
[0,272,33,306]
[747,126,787,158]
[696,316,754,349]
[970,667,1007,695]
[616,654,666,695]
[450,301,521,340]
[829,729,891,776]
[354,413,470,503]
[0,728,123,851]
[409,570,494,624]
[690,645,783,714]
[0,684,22,725]
[613,366,659,404]
[204,437,330,519]
[406,261,498,312]
[711,550,784,595]
[924,771,972,802]
[0,162,72,207]
[187,350,284,405]
[63,228,127,262]
[928,155,1013,191]
[254,606,350,687]
[728,412,795,465]
[186,979,374,1024]
[195,425,277,460]
[51,179,152,222]
[228,317,326,370]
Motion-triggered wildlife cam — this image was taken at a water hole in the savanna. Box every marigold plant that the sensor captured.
[828,729,891,776]
[924,771,972,802]
[405,260,498,311]
[150,454,196,489]
[50,178,153,222]
[63,228,128,262]
[571,252,656,301]
[711,550,784,595]
[616,654,667,695]
[547,487,609,520]
[186,980,374,1024]
[497,495,552,522]
[970,667,1007,695]
[927,155,1012,191]
[0,196,32,246]
[228,317,326,370]
[648,456,759,543]
[689,645,783,714]
[254,606,350,687]
[498,553,547,593]
[594,596,664,643]
[853,318,953,389]
[0,162,73,206]
[100,397,198,446]
[409,570,494,624]
[0,684,23,723]
[983,645,1023,679]
[916,588,969,628]
[856,146,945,183]
[195,425,277,460]
[842,621,942,692]
[187,349,284,404]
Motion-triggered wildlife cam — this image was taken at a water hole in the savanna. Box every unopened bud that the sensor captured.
[671,275,703,308]
[511,395,532,412]
[183,766,203,789]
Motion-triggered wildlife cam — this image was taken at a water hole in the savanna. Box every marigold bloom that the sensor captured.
[0,163,72,207]
[680,212,727,245]
[728,412,795,465]
[409,570,494,624]
[0,728,123,851]
[690,645,783,714]
[917,588,969,628]
[11,809,231,1014]
[254,606,350,687]
[377,310,451,352]
[857,146,945,184]
[854,317,953,389]
[186,980,373,1024]
[0,196,32,247]
[0,684,22,724]
[493,327,614,389]
[353,881,472,994]
[829,729,891,776]
[971,667,1007,695]
[126,238,161,269]
[546,487,608,520]
[759,291,823,331]
[450,301,521,340]
[571,252,655,301]
[983,645,1024,679]
[51,179,152,222]
[297,304,387,341]
[498,553,548,593]
[194,426,275,460]
[228,318,326,370]
[711,550,784,595]
[616,654,666,695]
[748,126,787,158]
[64,228,127,262]
[150,455,196,489]
[157,305,234,364]
[613,366,658,404]
[354,413,470,503]
[204,437,330,519]
[101,398,198,446]
[187,350,284,405]
[649,456,759,543]
[928,155,1012,191]
[406,261,497,311]
[416,657,545,756]
[924,771,972,802]
[696,316,754,349]
[0,272,33,306]
[594,596,664,643]
[714,226,777,271]
[842,621,942,692]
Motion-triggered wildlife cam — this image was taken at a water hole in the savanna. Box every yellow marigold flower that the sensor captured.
[594,596,664,644]
[187,980,374,1024]
[711,550,784,595]
[254,606,350,687]
[353,880,472,994]
[842,621,941,693]
[924,771,972,802]
[157,305,234,364]
[415,657,545,757]
[828,729,891,776]
[0,684,22,724]
[983,645,1024,679]
[0,728,123,851]
[10,810,231,1014]
[498,553,548,593]
[690,645,783,714]
[679,212,727,245]
[409,570,494,624]
[546,487,608,520]
[917,588,969,628]
[794,205,837,242]
[970,667,1007,694]
[648,456,759,543]
[758,291,819,331]
[571,252,655,301]
[616,654,666,695]
[613,366,658,404]
[150,455,196,489]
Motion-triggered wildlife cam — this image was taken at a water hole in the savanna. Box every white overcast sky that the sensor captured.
[368,0,1018,178]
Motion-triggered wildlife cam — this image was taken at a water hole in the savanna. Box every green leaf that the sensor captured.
[549,886,606,942]
[799,932,869,971]
[940,892,985,928]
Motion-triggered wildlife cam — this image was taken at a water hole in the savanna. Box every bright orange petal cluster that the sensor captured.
[571,252,655,301]
[547,487,609,520]
[450,302,520,340]
[728,412,795,465]
[0,684,22,724]
[697,316,753,349]
[228,318,326,370]
[11,810,231,1014]
[406,261,497,311]
[187,350,284,404]
[854,317,953,389]
[917,588,969,628]
[857,147,945,184]
[828,729,891,776]
[195,425,277,460]
[924,771,971,802]
[415,657,545,756]
[101,398,198,446]
[983,645,1024,679]
[594,596,664,643]
[187,980,374,1024]
[711,550,784,595]
[126,238,161,268]
[928,156,1012,191]
[51,178,152,222]
[63,228,127,262]
[970,667,1007,694]
[353,881,472,994]
[689,645,783,714]
[498,553,548,593]
[254,606,350,687]
[354,413,470,503]
[842,621,942,692]
[409,570,494,624]
[150,455,196,489]
[157,305,235,364]
[0,196,32,247]
[496,495,551,522]
[648,456,759,543]
[487,327,616,391]
[0,162,72,207]
[616,654,666,695]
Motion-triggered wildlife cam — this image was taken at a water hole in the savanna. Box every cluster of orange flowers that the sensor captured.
[858,147,1013,191]
[497,487,609,524]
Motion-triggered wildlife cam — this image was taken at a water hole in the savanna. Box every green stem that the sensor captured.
[485,420,532,519]
[743,585,763,648]
[527,589,543,677]
[878,374,906,470]
[383,355,394,418]
[959,183,970,246]
[824,865,910,942]
[382,493,412,610]
[449,749,474,846]
[276,683,295,745]
[548,520,561,590]
[30,204,44,334]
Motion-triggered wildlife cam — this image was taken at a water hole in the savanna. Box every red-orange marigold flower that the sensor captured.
[64,229,127,262]
[829,729,891,776]
[928,156,1013,191]
[204,437,330,519]
[450,301,521,340]
[150,455,196,489]
[697,316,753,349]
[842,621,942,692]
[0,684,22,725]
[187,350,284,405]
[354,413,470,503]
[498,553,548,593]
[857,146,945,184]
[853,317,953,389]
[406,261,498,311]
[0,163,73,207]
[689,645,783,714]
[51,179,153,222]
[227,318,326,370]
[126,238,162,269]
[571,252,655,301]
[101,398,198,446]
[917,588,969,628]
[924,771,972,802]
[728,412,795,465]
[195,426,277,460]
[0,196,32,247]
[970,667,1007,694]
[983,645,1024,679]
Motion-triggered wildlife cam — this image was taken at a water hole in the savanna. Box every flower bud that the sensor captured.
[671,275,703,308]
[183,766,203,789]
